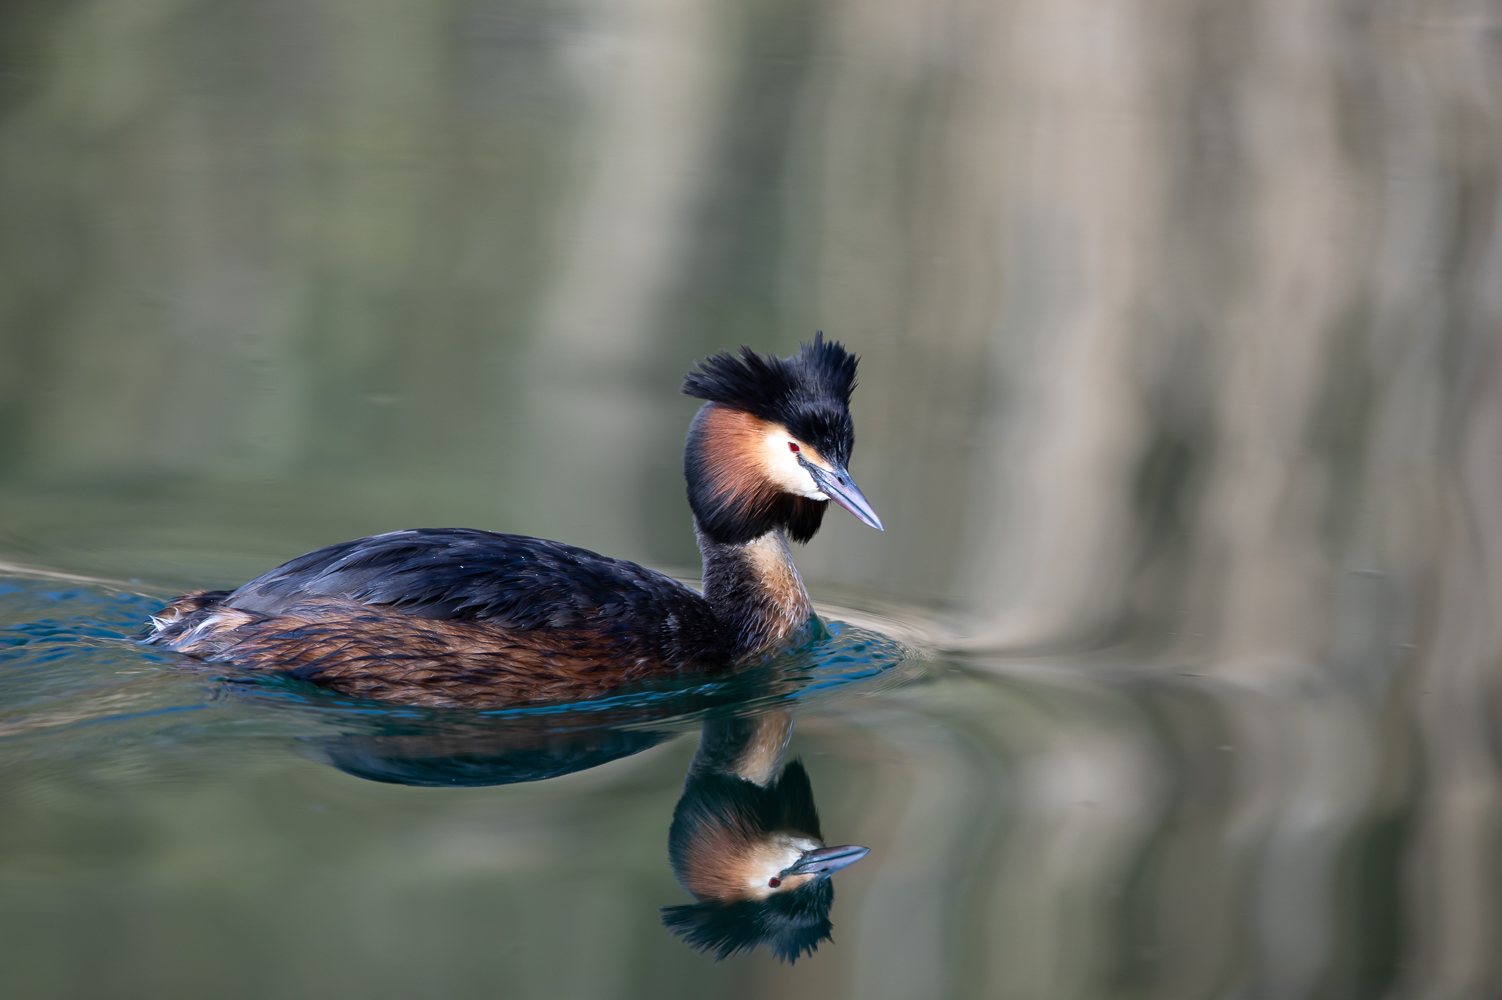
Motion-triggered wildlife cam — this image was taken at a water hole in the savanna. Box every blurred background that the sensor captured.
[2,0,1502,996]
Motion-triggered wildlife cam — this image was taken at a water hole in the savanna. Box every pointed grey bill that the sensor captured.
[798,458,884,531]
[782,844,871,878]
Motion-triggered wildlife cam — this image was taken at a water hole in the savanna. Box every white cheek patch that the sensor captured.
[760,427,829,500]
[743,837,822,897]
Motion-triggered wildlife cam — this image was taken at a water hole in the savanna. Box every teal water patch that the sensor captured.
[0,581,176,689]
[780,618,916,695]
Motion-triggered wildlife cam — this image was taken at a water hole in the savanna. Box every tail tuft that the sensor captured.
[140,590,233,644]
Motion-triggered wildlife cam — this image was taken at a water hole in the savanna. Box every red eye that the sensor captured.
[768,877,782,888]
[788,442,800,453]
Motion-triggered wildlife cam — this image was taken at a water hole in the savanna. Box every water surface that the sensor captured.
[0,566,1418,998]
[3,0,1501,995]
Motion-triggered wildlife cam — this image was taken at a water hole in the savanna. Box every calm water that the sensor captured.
[4,0,1502,996]
[0,566,1416,999]
[0,572,943,996]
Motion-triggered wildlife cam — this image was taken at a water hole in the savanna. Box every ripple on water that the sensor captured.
[0,573,932,768]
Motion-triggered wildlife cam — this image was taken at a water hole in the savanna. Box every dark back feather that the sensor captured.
[222,528,730,666]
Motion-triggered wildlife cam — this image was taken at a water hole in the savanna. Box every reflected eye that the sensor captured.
[768,877,782,888]
[788,442,800,453]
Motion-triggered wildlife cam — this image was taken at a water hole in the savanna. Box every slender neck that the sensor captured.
[689,711,796,786]
[695,520,815,657]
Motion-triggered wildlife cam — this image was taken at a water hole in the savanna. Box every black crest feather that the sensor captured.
[681,333,858,467]
[661,881,835,963]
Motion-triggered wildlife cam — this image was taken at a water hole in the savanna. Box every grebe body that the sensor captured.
[143,337,881,707]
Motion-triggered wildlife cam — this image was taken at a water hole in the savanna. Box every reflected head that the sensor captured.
[662,759,867,962]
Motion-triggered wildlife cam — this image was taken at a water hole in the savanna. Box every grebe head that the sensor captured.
[682,334,882,546]
[661,759,869,962]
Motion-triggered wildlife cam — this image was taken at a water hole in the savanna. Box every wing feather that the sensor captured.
[224,529,725,664]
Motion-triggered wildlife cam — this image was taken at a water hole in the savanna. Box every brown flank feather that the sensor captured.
[165,599,711,708]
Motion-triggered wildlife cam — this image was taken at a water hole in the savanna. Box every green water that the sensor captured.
[0,567,1416,999]
[4,0,1502,996]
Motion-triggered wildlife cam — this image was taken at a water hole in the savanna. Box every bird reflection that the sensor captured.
[661,709,867,962]
[290,690,866,962]
[315,719,666,787]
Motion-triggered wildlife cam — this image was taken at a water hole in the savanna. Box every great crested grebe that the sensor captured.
[662,710,868,962]
[143,336,882,706]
